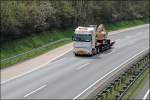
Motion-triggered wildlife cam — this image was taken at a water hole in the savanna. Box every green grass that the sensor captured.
[0,28,73,60]
[106,19,148,31]
[95,57,149,100]
[0,39,71,69]
[0,28,73,69]
[100,72,134,100]
[122,68,149,99]
[0,19,148,69]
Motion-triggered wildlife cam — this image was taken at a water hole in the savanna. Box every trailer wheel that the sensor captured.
[97,48,100,54]
[108,44,111,49]
[88,52,92,56]
[75,53,78,56]
[96,48,99,54]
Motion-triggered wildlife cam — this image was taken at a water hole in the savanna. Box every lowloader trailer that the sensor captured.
[72,24,115,56]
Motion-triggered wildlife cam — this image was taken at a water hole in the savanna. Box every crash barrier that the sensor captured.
[95,54,149,100]
[74,48,149,99]
[0,38,70,68]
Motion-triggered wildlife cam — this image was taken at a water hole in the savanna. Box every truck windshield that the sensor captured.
[73,34,92,42]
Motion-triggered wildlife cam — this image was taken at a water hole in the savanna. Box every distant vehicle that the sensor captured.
[72,24,115,56]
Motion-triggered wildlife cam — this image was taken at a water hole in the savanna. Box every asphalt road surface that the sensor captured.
[1,25,149,99]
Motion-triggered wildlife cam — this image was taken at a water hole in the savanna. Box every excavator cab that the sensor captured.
[96,24,108,43]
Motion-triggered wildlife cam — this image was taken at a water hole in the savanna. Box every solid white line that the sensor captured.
[24,85,46,97]
[76,63,89,70]
[1,48,73,84]
[51,57,66,64]
[1,24,148,85]
[143,89,150,100]
[73,47,149,99]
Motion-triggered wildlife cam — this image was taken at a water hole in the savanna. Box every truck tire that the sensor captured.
[108,44,111,49]
[97,48,100,54]
[75,53,78,56]
[99,46,102,52]
[88,52,92,56]
[92,49,97,55]
[96,48,99,54]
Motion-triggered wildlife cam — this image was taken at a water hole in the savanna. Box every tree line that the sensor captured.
[0,0,149,43]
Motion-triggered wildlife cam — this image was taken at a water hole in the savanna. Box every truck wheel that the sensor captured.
[97,48,100,54]
[98,48,101,53]
[92,49,97,55]
[101,47,104,52]
[96,48,98,54]
[99,47,102,52]
[90,53,93,56]
[75,53,78,56]
[108,44,111,49]
[88,53,92,56]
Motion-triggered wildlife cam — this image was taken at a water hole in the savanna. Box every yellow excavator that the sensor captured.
[72,24,115,56]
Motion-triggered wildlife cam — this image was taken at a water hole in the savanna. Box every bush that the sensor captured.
[0,1,149,43]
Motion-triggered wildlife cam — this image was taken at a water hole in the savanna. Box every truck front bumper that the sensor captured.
[74,48,92,55]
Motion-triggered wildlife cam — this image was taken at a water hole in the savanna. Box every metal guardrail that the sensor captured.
[117,65,148,100]
[74,48,149,99]
[0,38,70,63]
[95,54,149,100]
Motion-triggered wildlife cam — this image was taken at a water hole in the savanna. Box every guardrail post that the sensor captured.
[121,73,126,83]
[102,90,107,98]
[144,56,147,62]
[116,94,120,100]
[110,82,115,91]
[94,53,149,100]
[132,76,136,80]
[141,59,144,67]
[115,79,120,86]
[129,79,133,84]
[122,86,127,90]
[107,86,113,93]
[144,58,146,66]
[138,62,141,68]
[126,82,130,87]
[119,77,123,84]
[136,63,139,68]
[139,68,143,72]
[144,57,146,63]
[97,93,103,100]
[119,90,123,95]
[105,91,108,97]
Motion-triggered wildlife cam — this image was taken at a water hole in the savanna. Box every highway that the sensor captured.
[1,25,149,99]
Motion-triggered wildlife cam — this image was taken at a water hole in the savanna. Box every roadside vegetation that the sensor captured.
[106,19,148,31]
[0,1,149,69]
[95,55,149,100]
[1,1,149,42]
[0,19,147,69]
[122,67,149,99]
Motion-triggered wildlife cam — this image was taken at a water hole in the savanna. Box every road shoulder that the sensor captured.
[1,43,73,82]
[1,24,148,82]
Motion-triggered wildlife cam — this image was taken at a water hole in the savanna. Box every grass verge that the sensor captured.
[122,67,149,99]
[0,19,148,69]
[95,55,149,100]
[106,19,148,31]
[0,39,71,69]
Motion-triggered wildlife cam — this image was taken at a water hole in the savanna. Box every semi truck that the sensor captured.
[72,24,115,56]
